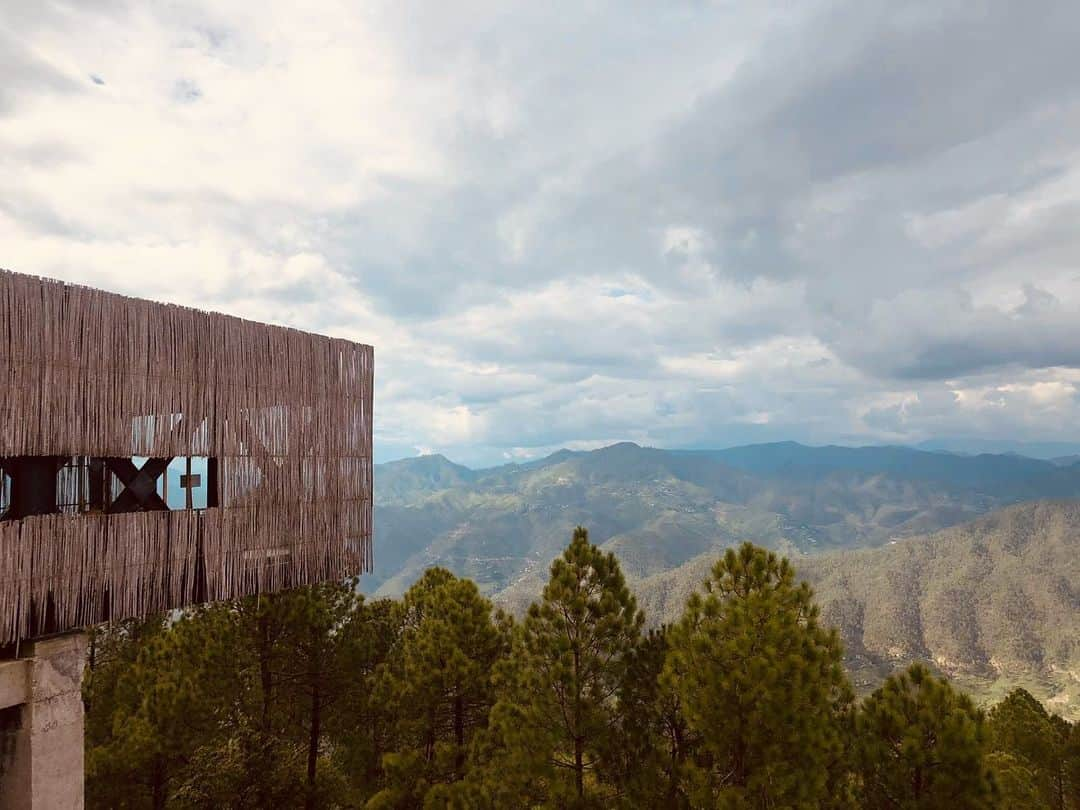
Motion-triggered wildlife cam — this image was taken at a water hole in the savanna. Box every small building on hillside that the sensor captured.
[0,268,374,808]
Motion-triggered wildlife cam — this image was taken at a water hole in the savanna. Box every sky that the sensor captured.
[3,0,1080,467]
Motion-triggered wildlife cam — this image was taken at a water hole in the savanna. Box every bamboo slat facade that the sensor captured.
[0,268,373,644]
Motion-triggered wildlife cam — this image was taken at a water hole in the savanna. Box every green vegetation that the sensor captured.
[85,533,1080,808]
[637,500,1080,720]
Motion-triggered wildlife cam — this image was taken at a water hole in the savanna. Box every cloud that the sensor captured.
[0,29,83,115]
[2,0,1080,465]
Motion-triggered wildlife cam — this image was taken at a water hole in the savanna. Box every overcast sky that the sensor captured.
[3,1,1080,466]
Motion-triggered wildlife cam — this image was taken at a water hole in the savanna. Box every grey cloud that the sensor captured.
[0,195,84,238]
[0,30,83,115]
[223,0,1080,451]
[321,0,1080,455]
[171,79,201,102]
[830,287,1080,380]
[0,139,82,168]
[350,0,1080,318]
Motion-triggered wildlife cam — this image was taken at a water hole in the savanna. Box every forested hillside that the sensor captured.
[83,536,1080,809]
[369,442,1080,599]
[633,500,1080,720]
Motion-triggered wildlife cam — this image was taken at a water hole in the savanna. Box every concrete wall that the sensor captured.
[0,633,86,810]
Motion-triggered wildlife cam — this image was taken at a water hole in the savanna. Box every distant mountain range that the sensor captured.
[367,441,1080,715]
[368,441,1080,596]
[916,437,1080,461]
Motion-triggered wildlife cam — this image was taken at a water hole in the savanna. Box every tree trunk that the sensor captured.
[573,642,584,799]
[733,711,746,787]
[84,634,96,713]
[454,693,466,776]
[423,705,437,763]
[256,613,272,810]
[575,734,584,799]
[258,611,272,730]
[668,721,683,801]
[305,645,322,810]
[151,756,167,810]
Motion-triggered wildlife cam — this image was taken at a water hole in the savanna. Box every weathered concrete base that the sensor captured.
[0,633,86,810]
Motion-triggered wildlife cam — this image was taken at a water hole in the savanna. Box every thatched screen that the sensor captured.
[0,268,373,644]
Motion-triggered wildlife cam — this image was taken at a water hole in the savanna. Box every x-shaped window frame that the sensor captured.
[101,457,172,512]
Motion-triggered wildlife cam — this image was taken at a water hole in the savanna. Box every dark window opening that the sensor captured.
[0,456,217,521]
[0,469,10,521]
[1,704,22,768]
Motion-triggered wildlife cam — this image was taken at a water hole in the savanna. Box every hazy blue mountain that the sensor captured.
[916,437,1080,460]
[695,441,1079,497]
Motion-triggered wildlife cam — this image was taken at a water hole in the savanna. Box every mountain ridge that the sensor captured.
[369,440,1080,595]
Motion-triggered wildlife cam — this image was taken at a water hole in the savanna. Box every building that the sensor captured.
[0,268,374,808]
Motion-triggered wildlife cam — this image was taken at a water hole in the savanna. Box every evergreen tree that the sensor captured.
[605,626,700,808]
[85,607,241,809]
[84,583,400,809]
[367,568,509,808]
[1065,721,1080,810]
[81,547,1078,810]
[329,596,403,801]
[273,581,361,810]
[855,663,996,809]
[84,616,170,809]
[664,542,854,808]
[190,593,311,808]
[469,527,644,808]
[987,688,1070,809]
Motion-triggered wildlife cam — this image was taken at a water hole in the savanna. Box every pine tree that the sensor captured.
[469,527,644,808]
[664,542,854,809]
[329,596,402,802]
[270,581,361,810]
[855,663,996,809]
[83,581,402,809]
[367,568,510,808]
[85,606,242,809]
[84,616,170,809]
[987,688,1070,809]
[605,626,700,808]
[1065,721,1080,810]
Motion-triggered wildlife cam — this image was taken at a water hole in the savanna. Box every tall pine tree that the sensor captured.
[470,527,644,808]
[664,542,854,808]
[855,663,996,809]
[605,625,700,808]
[367,569,509,808]
[987,688,1072,810]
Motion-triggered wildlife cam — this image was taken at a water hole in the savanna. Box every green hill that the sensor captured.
[632,500,1080,719]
